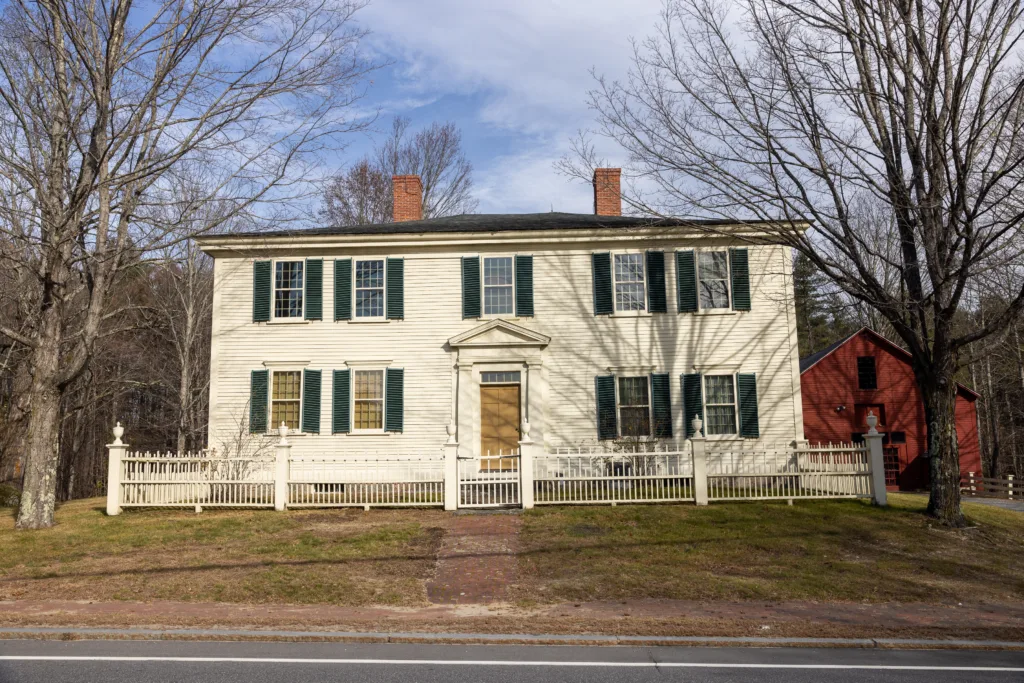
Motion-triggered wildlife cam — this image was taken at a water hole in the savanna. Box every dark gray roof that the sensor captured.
[212,212,780,239]
[799,332,856,373]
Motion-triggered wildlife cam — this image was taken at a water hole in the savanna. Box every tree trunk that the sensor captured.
[920,369,966,527]
[15,322,64,529]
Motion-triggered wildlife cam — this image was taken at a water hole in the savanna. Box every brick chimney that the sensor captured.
[593,168,621,216]
[392,175,423,222]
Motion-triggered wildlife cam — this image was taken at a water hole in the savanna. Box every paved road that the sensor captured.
[1,639,1023,682]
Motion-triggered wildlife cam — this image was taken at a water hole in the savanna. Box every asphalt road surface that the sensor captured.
[1,639,1023,683]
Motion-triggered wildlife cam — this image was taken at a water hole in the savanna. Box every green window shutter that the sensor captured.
[385,368,404,432]
[252,261,271,322]
[334,258,352,321]
[301,369,322,433]
[249,370,269,433]
[650,373,673,438]
[515,255,534,317]
[595,375,617,440]
[737,373,760,438]
[304,259,323,320]
[386,257,404,319]
[646,251,668,313]
[676,251,697,313]
[681,373,703,438]
[462,256,481,319]
[332,369,351,434]
[592,252,613,315]
[730,248,751,311]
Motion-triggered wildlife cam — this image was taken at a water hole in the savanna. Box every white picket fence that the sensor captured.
[105,418,887,514]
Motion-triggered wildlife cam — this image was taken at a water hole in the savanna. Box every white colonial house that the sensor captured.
[107,169,889,515]
[195,169,807,460]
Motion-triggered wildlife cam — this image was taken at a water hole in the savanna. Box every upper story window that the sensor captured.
[483,256,514,315]
[271,370,302,430]
[353,369,385,431]
[698,251,730,310]
[614,253,646,312]
[704,374,737,435]
[618,376,651,437]
[355,259,385,319]
[857,356,877,390]
[274,261,304,318]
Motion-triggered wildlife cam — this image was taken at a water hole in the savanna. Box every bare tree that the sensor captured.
[0,0,375,529]
[322,117,477,224]
[563,0,1024,526]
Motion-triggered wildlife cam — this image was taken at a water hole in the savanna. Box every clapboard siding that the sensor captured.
[207,242,804,456]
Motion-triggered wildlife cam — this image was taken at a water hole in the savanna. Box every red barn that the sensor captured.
[800,328,982,491]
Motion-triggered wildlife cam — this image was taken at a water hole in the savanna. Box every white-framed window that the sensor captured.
[352,368,385,432]
[617,376,651,437]
[354,259,386,319]
[613,253,646,312]
[704,374,738,435]
[483,256,515,315]
[274,260,304,318]
[697,251,730,310]
[271,370,303,431]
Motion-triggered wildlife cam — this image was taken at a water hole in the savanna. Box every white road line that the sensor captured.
[0,657,1021,671]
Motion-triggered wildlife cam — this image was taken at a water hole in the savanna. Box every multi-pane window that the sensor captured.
[704,375,737,435]
[614,254,646,312]
[618,376,651,437]
[857,356,877,390]
[271,371,302,431]
[483,257,514,315]
[698,251,730,309]
[481,371,521,384]
[274,261,304,318]
[355,259,385,318]
[353,369,384,431]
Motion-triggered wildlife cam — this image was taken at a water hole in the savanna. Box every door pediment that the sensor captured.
[448,320,551,349]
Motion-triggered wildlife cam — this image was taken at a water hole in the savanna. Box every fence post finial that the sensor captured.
[863,412,887,506]
[106,423,128,516]
[689,414,708,506]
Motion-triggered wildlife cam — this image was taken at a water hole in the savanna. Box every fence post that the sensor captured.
[1009,475,1014,500]
[968,471,976,496]
[274,422,291,511]
[864,411,887,506]
[519,420,536,510]
[690,415,708,506]
[106,422,127,516]
[444,422,459,511]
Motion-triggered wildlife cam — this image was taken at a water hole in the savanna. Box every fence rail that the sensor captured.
[961,473,1016,500]
[707,443,872,501]
[288,455,444,507]
[533,448,694,505]
[119,452,275,508]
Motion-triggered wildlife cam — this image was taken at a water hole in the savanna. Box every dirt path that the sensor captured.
[426,512,522,604]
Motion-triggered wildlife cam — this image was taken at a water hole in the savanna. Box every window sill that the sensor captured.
[610,311,652,318]
[347,430,391,436]
[266,318,311,325]
[691,309,738,316]
[267,430,308,437]
[346,318,391,324]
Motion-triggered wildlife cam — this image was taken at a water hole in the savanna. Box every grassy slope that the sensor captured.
[515,494,1024,605]
[1,494,1022,607]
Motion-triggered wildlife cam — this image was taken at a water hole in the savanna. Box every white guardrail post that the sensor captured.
[519,420,536,510]
[689,415,709,506]
[106,422,127,516]
[443,423,459,511]
[274,422,291,511]
[864,411,887,506]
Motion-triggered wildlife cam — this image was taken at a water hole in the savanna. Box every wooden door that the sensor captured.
[480,384,521,470]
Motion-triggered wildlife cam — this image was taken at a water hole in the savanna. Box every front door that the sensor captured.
[480,384,521,470]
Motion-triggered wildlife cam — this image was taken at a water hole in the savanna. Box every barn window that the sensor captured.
[857,356,877,390]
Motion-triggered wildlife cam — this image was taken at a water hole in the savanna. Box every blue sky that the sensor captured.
[342,0,665,214]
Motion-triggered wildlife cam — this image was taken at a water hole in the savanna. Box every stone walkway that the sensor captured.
[426,511,522,604]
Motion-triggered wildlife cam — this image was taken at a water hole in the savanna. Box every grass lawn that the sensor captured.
[0,494,1022,608]
[515,494,1024,605]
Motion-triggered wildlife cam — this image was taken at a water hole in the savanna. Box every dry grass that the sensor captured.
[2,494,1023,609]
[0,500,445,606]
[514,494,1024,605]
